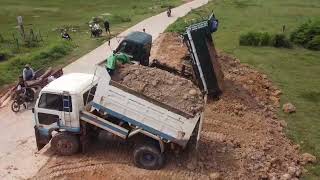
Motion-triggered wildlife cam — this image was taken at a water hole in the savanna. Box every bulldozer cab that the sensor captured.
[115,31,152,66]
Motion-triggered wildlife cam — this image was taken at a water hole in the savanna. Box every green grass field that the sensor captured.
[167,0,320,179]
[0,0,182,88]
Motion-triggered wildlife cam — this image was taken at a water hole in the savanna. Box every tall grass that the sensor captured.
[0,41,73,85]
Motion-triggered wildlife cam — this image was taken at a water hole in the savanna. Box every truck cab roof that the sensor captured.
[124,31,152,45]
[42,73,97,94]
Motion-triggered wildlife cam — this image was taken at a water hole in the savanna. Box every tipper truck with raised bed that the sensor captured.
[33,66,203,170]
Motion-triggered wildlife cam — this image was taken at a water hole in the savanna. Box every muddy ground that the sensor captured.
[34,34,305,180]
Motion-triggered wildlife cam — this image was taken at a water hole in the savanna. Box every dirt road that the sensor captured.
[0,107,53,180]
[0,1,209,179]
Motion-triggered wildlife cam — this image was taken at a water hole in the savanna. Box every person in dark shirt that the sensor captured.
[104,20,110,35]
[61,30,72,40]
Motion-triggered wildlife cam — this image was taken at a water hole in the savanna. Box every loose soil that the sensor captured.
[113,64,204,116]
[150,33,189,71]
[34,34,304,180]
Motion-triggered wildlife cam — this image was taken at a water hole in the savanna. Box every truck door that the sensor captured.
[36,93,73,128]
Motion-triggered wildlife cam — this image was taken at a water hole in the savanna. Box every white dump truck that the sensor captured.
[33,66,203,170]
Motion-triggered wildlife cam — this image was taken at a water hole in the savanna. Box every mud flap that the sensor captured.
[34,126,52,151]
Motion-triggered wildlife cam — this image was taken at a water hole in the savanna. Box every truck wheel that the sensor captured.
[51,132,79,156]
[133,144,164,170]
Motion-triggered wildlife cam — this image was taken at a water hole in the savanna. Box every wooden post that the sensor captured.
[17,16,25,40]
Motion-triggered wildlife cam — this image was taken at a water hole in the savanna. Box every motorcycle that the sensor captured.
[89,24,102,37]
[11,88,35,112]
[167,8,172,17]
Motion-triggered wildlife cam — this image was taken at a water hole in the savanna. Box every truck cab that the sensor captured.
[33,73,97,150]
[115,31,152,66]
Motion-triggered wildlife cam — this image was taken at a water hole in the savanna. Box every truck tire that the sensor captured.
[51,132,79,156]
[133,143,164,170]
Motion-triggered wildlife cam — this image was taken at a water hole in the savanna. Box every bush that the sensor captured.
[0,50,13,61]
[239,32,273,46]
[239,32,291,48]
[260,32,272,46]
[290,20,320,50]
[306,35,320,50]
[272,33,292,48]
[239,32,263,46]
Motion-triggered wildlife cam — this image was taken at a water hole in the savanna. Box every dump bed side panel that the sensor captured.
[92,66,200,147]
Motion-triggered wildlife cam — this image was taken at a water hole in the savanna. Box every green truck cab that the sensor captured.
[115,31,152,66]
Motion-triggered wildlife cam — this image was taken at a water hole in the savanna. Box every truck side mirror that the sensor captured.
[32,108,35,113]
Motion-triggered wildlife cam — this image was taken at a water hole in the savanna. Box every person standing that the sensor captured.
[22,64,35,81]
[104,19,110,35]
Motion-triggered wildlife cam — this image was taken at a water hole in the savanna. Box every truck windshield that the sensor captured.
[38,93,72,112]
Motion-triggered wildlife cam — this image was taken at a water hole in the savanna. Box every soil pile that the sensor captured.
[113,64,204,116]
[150,33,189,70]
[192,53,302,179]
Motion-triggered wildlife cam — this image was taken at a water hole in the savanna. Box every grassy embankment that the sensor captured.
[0,0,182,87]
[167,0,320,179]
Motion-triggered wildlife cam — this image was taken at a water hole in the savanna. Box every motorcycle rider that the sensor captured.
[16,76,27,109]
[22,64,35,81]
[167,6,172,17]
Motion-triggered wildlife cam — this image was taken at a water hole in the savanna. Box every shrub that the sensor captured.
[239,32,272,46]
[290,20,320,50]
[306,35,320,50]
[0,49,13,61]
[239,32,291,48]
[272,33,292,48]
[260,32,272,46]
[239,32,262,46]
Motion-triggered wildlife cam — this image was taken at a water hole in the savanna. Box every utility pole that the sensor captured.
[17,16,25,40]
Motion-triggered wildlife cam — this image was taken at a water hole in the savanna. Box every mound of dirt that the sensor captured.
[113,64,204,116]
[150,33,189,70]
[193,53,302,179]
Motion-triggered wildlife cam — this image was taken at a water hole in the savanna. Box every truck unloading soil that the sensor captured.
[34,53,303,180]
[113,64,204,116]
[33,33,305,180]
